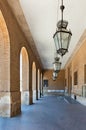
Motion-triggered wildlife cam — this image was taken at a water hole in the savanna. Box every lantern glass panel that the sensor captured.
[53,62,61,71]
[53,33,59,50]
[53,71,58,78]
[53,28,72,56]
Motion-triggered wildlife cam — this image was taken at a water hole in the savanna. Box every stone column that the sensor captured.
[9,52,21,117]
[29,61,33,104]
[10,91,21,117]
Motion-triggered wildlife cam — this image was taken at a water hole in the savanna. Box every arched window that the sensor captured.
[20,47,29,105]
[38,69,40,98]
[32,62,36,102]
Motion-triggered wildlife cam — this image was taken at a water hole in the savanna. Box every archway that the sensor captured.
[32,62,36,102]
[0,10,10,117]
[20,47,29,105]
[38,69,41,98]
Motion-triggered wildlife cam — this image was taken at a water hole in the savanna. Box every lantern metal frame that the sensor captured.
[53,0,72,56]
[53,57,61,72]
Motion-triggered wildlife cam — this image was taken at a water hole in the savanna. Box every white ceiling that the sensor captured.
[19,0,86,69]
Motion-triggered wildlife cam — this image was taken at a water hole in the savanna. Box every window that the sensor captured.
[74,71,78,85]
[43,80,48,87]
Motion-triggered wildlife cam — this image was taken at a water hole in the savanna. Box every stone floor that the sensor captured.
[71,94,86,106]
[0,95,86,130]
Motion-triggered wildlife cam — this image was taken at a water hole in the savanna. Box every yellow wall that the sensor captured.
[43,69,65,91]
[65,34,86,95]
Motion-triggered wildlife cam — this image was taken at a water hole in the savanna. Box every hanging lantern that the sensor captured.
[52,76,56,81]
[53,71,58,78]
[53,57,61,72]
[53,0,72,56]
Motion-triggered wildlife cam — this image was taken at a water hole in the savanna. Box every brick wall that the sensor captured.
[65,32,86,96]
[43,69,65,91]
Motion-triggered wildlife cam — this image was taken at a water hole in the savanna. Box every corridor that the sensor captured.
[0,96,86,130]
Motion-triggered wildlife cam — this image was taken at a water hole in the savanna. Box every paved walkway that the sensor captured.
[0,96,86,130]
[71,94,86,106]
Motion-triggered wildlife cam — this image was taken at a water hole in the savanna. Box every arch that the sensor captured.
[32,62,36,102]
[20,47,29,105]
[38,69,41,98]
[0,11,10,44]
[0,10,10,116]
[0,10,10,91]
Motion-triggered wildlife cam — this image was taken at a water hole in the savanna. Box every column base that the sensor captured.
[11,91,21,117]
[29,90,33,105]
[0,92,21,117]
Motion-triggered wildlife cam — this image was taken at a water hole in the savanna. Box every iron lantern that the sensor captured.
[53,0,72,56]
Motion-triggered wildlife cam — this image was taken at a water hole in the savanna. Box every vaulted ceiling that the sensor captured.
[7,0,86,69]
